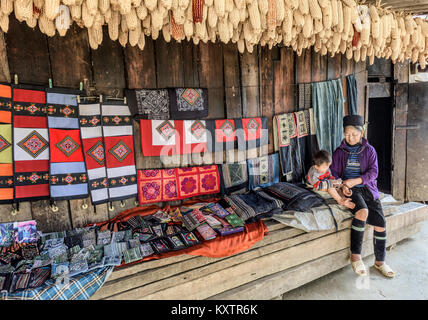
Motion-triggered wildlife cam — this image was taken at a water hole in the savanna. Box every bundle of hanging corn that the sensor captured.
[1,0,427,66]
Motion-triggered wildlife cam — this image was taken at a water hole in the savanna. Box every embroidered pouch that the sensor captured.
[123,247,143,264]
[225,214,245,228]
[180,231,201,246]
[167,235,187,250]
[150,239,171,254]
[139,243,155,257]
[196,223,217,241]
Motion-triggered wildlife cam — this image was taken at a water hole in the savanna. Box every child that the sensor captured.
[306,150,355,209]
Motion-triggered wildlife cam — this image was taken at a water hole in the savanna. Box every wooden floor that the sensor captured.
[91,201,428,300]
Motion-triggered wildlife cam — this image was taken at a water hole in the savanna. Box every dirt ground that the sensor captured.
[282,219,428,300]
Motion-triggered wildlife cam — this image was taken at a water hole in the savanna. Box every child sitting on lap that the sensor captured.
[306,150,355,209]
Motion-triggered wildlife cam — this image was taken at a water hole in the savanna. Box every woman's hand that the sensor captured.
[341,185,352,197]
[343,178,363,189]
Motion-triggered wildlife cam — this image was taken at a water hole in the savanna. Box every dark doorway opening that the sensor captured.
[367,97,393,194]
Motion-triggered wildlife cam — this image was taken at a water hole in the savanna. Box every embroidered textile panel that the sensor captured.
[235,117,269,151]
[0,84,13,203]
[125,89,170,119]
[247,153,279,190]
[140,119,209,156]
[47,89,88,201]
[79,102,109,205]
[12,86,49,201]
[137,165,220,205]
[206,119,238,152]
[273,109,317,180]
[168,88,209,120]
[101,101,138,202]
[218,161,248,195]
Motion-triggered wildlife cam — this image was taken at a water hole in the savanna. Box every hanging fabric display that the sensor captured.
[306,108,319,170]
[47,88,88,201]
[137,165,220,205]
[125,89,170,119]
[101,101,138,202]
[180,120,208,154]
[140,119,209,156]
[292,110,308,182]
[79,102,108,205]
[168,88,209,120]
[273,109,318,183]
[236,117,269,151]
[140,119,178,156]
[218,161,248,195]
[12,85,50,201]
[273,112,296,176]
[0,84,13,203]
[346,74,358,116]
[206,119,239,152]
[247,153,279,190]
[312,79,345,155]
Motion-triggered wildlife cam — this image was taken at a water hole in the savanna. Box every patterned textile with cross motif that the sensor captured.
[0,84,13,203]
[168,88,208,120]
[140,119,209,156]
[235,117,269,151]
[79,102,109,205]
[101,101,138,202]
[218,161,248,195]
[47,89,88,201]
[125,89,170,119]
[247,153,280,190]
[137,165,220,205]
[12,86,50,201]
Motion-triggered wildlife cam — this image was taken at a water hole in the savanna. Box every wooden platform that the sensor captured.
[91,201,428,300]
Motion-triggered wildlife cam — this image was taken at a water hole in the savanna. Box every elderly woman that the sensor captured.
[330,115,395,278]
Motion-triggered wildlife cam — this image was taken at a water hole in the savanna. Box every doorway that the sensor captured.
[367,97,393,194]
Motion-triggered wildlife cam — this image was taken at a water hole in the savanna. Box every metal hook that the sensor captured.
[120,200,125,208]
[113,88,119,99]
[11,203,20,216]
[108,202,115,212]
[82,199,88,210]
[51,203,59,212]
[134,200,139,206]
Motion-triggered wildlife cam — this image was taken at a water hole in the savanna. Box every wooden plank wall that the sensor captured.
[0,19,364,232]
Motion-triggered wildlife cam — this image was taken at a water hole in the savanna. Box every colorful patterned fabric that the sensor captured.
[168,88,209,119]
[79,102,108,205]
[0,84,13,203]
[218,161,248,195]
[273,109,317,181]
[140,119,208,156]
[47,88,88,200]
[236,117,269,151]
[125,89,170,119]
[140,119,177,156]
[206,119,238,152]
[137,165,220,205]
[247,153,279,190]
[101,101,138,202]
[12,85,49,201]
[4,266,113,300]
[225,190,284,222]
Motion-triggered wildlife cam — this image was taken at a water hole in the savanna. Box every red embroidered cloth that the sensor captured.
[138,165,220,205]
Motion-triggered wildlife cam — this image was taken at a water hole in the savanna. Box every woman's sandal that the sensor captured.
[373,263,395,278]
[350,258,367,276]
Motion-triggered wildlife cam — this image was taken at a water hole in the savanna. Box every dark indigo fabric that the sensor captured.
[312,79,345,155]
[346,74,358,116]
